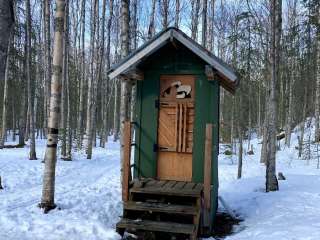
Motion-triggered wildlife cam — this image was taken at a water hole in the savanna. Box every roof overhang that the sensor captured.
[107,27,239,94]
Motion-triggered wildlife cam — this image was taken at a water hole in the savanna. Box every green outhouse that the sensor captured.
[108,27,239,239]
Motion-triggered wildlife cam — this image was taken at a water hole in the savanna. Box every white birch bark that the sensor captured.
[40,0,65,213]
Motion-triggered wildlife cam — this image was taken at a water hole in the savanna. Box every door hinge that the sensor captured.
[155,99,159,109]
[153,144,158,152]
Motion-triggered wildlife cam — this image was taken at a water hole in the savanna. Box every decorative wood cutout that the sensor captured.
[161,80,193,99]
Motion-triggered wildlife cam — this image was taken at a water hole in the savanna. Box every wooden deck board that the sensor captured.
[124,201,198,215]
[117,218,195,234]
[130,180,203,197]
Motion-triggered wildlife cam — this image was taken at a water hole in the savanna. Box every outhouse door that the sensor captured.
[157,75,195,181]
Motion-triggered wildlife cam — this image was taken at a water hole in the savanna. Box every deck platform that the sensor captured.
[117,178,203,239]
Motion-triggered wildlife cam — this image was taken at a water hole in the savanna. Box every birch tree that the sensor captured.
[39,0,65,213]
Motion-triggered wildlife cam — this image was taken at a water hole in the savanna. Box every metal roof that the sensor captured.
[107,27,239,91]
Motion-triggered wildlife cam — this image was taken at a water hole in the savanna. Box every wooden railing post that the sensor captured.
[122,121,132,202]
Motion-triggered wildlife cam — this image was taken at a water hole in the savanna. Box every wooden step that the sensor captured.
[124,201,198,215]
[130,179,203,198]
[117,218,195,235]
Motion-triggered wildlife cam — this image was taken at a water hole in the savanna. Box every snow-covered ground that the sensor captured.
[0,121,320,240]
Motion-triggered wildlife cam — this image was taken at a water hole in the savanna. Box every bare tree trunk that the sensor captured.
[76,0,86,149]
[208,0,215,52]
[85,0,98,159]
[191,0,200,40]
[61,0,71,161]
[101,0,114,147]
[0,0,14,80]
[98,0,109,147]
[39,0,65,213]
[0,34,13,148]
[43,0,51,137]
[285,57,295,147]
[160,0,169,29]
[201,0,208,47]
[113,81,120,141]
[120,0,131,186]
[60,0,69,158]
[148,0,157,39]
[175,0,180,28]
[26,0,37,160]
[299,85,308,158]
[237,96,243,179]
[266,0,280,192]
[315,9,320,142]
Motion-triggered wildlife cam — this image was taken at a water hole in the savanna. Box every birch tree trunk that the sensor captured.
[0,0,14,80]
[26,0,37,160]
[266,0,280,192]
[39,0,65,213]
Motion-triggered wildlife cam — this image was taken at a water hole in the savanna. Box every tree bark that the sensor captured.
[40,0,65,213]
[191,0,200,40]
[0,0,14,80]
[0,33,13,148]
[60,0,69,159]
[266,0,280,192]
[43,0,51,137]
[26,0,37,160]
[315,8,320,142]
[148,0,157,39]
[76,0,86,149]
[201,0,208,47]
[175,0,180,28]
[120,0,131,186]
[85,0,98,159]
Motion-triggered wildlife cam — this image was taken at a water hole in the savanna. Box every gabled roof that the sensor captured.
[107,27,239,93]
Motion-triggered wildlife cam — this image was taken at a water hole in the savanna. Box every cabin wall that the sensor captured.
[133,44,219,222]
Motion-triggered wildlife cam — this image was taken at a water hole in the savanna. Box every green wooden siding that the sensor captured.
[133,43,219,219]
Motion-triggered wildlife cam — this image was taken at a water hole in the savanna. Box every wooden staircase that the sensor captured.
[116,178,203,240]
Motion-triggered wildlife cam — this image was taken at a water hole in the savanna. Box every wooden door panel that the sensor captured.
[157,75,195,181]
[157,152,192,181]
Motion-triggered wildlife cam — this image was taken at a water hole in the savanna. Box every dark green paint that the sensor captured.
[133,42,220,228]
